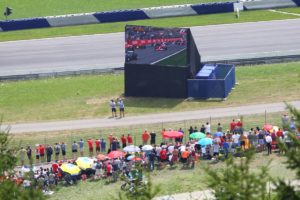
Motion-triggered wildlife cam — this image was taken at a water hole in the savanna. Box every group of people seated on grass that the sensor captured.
[12,114,299,193]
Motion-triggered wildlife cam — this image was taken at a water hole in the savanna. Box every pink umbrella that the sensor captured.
[163,131,183,139]
[107,150,125,159]
[263,124,273,131]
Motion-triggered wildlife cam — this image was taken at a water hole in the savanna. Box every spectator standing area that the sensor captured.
[124,25,235,99]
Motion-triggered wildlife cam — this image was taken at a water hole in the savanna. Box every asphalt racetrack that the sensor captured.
[126,44,186,65]
[0,19,300,77]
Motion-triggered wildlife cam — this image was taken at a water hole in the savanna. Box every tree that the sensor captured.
[206,148,273,200]
[0,123,45,200]
[274,104,300,200]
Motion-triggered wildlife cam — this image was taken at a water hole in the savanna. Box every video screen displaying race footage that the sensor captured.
[125,25,188,67]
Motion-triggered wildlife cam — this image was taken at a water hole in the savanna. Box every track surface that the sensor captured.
[0,19,300,76]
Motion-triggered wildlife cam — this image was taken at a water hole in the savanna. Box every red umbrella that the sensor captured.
[107,150,125,159]
[263,124,273,131]
[163,131,183,139]
[96,154,106,161]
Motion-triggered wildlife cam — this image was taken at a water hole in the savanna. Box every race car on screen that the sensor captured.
[154,43,167,51]
[125,50,138,62]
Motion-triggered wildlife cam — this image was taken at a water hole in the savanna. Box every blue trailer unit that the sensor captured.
[188,64,235,99]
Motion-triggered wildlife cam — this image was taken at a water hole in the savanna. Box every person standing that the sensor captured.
[265,133,272,155]
[121,134,127,149]
[35,144,40,164]
[230,119,236,133]
[71,141,78,159]
[111,138,118,151]
[87,138,94,157]
[95,139,101,155]
[39,144,45,163]
[127,134,133,145]
[61,142,66,161]
[142,130,150,145]
[217,123,222,132]
[26,146,32,163]
[19,147,26,166]
[110,99,117,118]
[117,98,125,118]
[204,122,211,134]
[46,144,53,163]
[150,131,156,145]
[54,143,60,162]
[78,139,84,157]
[100,138,106,153]
[178,128,184,143]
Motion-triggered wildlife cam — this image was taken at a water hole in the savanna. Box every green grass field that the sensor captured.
[0,0,232,20]
[277,7,300,14]
[0,9,299,42]
[1,62,300,124]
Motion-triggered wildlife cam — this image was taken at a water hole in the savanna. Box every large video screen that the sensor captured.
[125,25,188,67]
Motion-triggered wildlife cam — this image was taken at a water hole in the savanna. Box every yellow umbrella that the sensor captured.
[60,163,81,175]
[75,157,94,170]
[272,126,279,132]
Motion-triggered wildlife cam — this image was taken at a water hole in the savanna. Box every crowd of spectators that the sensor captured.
[9,113,300,194]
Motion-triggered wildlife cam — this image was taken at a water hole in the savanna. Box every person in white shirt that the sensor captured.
[232,132,240,148]
[265,134,272,155]
[204,122,211,133]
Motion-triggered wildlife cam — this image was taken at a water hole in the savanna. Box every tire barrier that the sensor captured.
[0,2,234,32]
[0,18,50,31]
[191,2,234,14]
[1,0,298,32]
[93,10,149,23]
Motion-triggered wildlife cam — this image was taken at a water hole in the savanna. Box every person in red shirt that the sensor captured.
[236,119,243,134]
[95,139,100,154]
[142,130,150,145]
[121,134,127,148]
[108,134,113,145]
[230,119,236,133]
[159,148,167,162]
[106,162,113,182]
[276,128,283,138]
[87,138,94,157]
[39,144,45,163]
[127,134,133,145]
[52,163,59,173]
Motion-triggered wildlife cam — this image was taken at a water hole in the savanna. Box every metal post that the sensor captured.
[265,110,267,124]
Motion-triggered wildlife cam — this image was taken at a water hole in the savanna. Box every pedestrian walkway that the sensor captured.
[3,101,300,134]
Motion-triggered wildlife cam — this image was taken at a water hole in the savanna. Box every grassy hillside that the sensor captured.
[1,62,300,123]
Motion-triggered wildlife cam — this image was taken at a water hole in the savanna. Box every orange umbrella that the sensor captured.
[107,150,125,159]
[163,131,183,139]
[96,154,106,161]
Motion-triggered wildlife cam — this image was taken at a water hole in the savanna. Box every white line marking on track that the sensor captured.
[269,9,300,17]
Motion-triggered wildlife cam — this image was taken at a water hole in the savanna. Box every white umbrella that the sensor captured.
[142,145,153,151]
[123,145,140,152]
